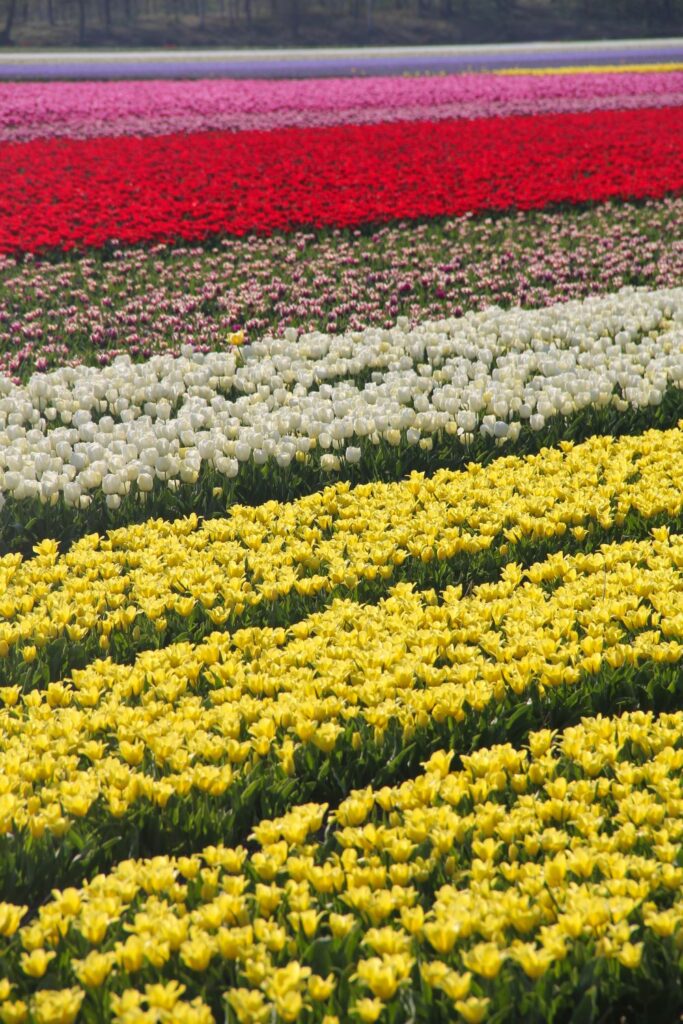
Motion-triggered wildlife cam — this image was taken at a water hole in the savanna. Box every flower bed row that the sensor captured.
[4,418,683,684]
[2,198,682,383]
[3,106,683,254]
[2,709,683,1023]
[3,69,683,142]
[0,286,680,525]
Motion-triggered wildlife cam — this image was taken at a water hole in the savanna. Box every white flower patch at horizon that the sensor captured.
[1,285,683,510]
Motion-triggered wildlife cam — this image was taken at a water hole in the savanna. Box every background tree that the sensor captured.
[0,0,18,43]
[0,0,680,50]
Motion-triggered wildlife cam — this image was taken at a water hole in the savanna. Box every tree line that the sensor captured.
[0,0,681,50]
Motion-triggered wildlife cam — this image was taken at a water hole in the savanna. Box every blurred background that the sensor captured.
[0,0,682,51]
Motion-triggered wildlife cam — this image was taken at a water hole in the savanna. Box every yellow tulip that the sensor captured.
[0,1001,28,1024]
[0,904,26,938]
[462,943,505,980]
[308,974,336,1001]
[225,988,271,1024]
[615,942,643,970]
[31,987,84,1024]
[180,937,214,972]
[455,997,490,1024]
[72,951,115,988]
[20,949,55,979]
[352,998,384,1023]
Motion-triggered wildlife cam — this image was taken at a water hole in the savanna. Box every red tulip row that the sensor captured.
[2,104,683,254]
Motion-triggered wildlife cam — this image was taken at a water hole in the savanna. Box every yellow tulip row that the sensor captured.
[1,526,682,844]
[498,61,683,74]
[2,425,683,662]
[2,710,682,1024]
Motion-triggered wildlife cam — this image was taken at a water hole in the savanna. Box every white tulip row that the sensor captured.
[1,285,682,511]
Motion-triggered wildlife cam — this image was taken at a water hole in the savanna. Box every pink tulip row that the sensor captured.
[1,70,682,141]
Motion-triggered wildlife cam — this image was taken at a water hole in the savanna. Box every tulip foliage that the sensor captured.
[2,57,683,1024]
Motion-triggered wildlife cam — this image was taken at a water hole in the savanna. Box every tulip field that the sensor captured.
[3,48,683,1024]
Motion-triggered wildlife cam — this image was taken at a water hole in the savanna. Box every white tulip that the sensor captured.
[102,473,122,495]
[63,482,82,506]
[457,411,477,432]
[197,439,215,460]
